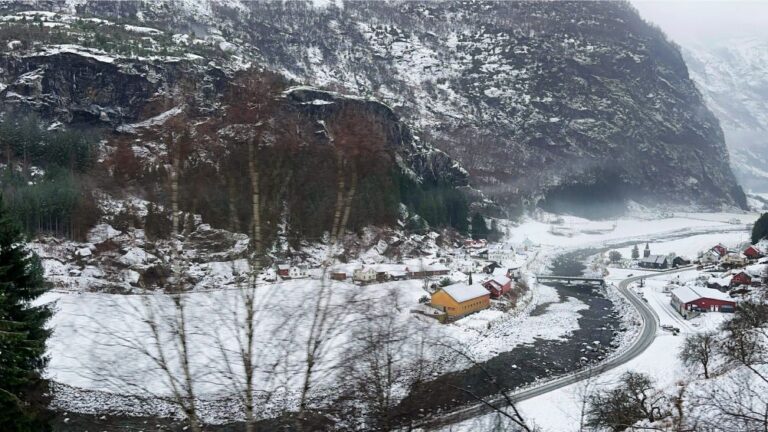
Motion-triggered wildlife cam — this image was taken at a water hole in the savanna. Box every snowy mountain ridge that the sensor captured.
[683,37,768,193]
[0,0,748,214]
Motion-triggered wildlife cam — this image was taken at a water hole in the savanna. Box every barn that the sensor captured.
[670,286,736,316]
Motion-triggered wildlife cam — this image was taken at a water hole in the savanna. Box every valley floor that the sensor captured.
[41,210,761,425]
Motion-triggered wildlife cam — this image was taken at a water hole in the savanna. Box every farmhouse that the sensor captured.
[277,264,290,277]
[488,247,515,265]
[730,271,752,287]
[670,286,735,316]
[330,270,347,281]
[288,265,308,279]
[405,260,450,278]
[743,245,763,260]
[639,254,669,269]
[430,282,490,318]
[353,267,377,283]
[721,254,747,270]
[706,276,731,291]
[699,250,721,265]
[711,244,728,257]
[482,275,512,298]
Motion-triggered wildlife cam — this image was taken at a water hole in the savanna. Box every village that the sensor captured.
[262,237,533,323]
[607,238,768,320]
[258,228,768,327]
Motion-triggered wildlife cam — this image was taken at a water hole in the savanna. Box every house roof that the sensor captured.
[640,254,668,264]
[406,259,449,272]
[490,275,511,286]
[277,264,290,270]
[441,283,490,303]
[672,286,733,304]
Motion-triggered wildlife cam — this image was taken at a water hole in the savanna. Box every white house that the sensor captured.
[353,266,377,283]
[699,250,721,265]
[289,265,308,279]
[488,247,516,265]
[263,268,277,282]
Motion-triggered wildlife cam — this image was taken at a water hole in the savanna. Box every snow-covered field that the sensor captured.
[42,211,761,422]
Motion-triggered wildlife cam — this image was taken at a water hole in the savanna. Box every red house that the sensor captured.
[743,245,762,260]
[712,244,728,257]
[277,264,290,277]
[671,286,735,316]
[482,275,512,298]
[731,271,752,287]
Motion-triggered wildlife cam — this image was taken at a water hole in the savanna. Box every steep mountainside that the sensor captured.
[683,38,768,192]
[0,0,748,216]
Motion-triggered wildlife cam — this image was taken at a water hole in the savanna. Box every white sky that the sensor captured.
[631,0,768,44]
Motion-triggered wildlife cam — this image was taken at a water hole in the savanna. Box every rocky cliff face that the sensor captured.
[683,38,768,193]
[0,0,748,215]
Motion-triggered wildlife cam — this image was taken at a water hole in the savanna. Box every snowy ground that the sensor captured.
[440,228,749,432]
[42,211,760,422]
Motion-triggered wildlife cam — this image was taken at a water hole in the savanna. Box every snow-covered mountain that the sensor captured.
[0,0,749,215]
[683,38,768,192]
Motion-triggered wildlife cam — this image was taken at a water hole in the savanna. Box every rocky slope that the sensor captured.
[683,38,768,193]
[0,0,748,217]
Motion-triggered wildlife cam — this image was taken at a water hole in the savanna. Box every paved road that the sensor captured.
[419,268,690,430]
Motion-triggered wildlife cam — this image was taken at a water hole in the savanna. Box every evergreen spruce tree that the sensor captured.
[0,196,53,431]
[752,213,768,244]
[470,213,489,240]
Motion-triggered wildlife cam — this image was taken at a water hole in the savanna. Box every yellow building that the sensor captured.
[430,283,490,318]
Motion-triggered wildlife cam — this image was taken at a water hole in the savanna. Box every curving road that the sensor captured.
[420,268,690,430]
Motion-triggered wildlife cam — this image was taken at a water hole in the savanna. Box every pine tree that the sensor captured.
[752,213,768,244]
[631,244,640,259]
[470,213,489,240]
[0,195,53,431]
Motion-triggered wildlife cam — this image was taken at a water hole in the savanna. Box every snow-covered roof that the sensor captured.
[640,254,668,264]
[490,275,511,286]
[406,259,448,272]
[277,264,289,270]
[672,286,733,304]
[441,283,489,303]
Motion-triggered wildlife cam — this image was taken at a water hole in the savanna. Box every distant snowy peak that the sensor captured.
[683,38,768,131]
[682,37,768,192]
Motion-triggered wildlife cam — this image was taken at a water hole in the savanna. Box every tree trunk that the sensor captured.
[329,152,345,245]
[171,149,180,235]
[228,177,239,233]
[337,161,358,241]
[248,139,262,255]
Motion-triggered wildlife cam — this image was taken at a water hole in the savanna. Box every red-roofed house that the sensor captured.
[482,275,512,298]
[712,244,728,257]
[731,271,752,287]
[743,245,763,260]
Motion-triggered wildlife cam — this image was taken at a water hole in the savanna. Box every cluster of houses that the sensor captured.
[698,241,768,268]
[329,259,449,284]
[667,241,768,318]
